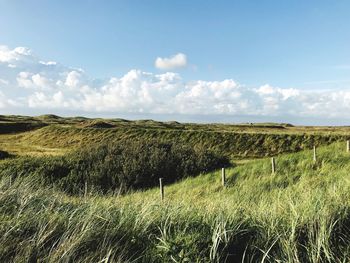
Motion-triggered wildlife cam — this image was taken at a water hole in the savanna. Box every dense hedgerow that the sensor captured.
[0,140,230,194]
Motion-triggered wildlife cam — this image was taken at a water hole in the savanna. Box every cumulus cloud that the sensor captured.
[2,44,350,121]
[28,91,67,108]
[0,91,20,109]
[65,70,82,89]
[0,45,33,63]
[17,72,33,89]
[155,53,187,70]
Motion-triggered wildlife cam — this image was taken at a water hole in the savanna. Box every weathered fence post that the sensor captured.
[313,145,317,162]
[159,178,164,201]
[221,168,226,187]
[84,181,88,198]
[271,157,276,174]
[347,140,350,153]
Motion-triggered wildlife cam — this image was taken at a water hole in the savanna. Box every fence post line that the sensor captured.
[313,145,317,162]
[221,168,226,187]
[159,178,164,201]
[271,157,276,174]
[347,140,350,153]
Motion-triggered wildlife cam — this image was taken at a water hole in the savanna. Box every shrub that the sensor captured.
[0,140,230,194]
[62,140,230,193]
[0,150,10,160]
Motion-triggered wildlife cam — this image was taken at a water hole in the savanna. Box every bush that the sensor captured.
[0,150,10,160]
[0,140,230,194]
[62,140,230,193]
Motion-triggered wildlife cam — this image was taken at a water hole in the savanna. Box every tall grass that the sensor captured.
[1,142,350,262]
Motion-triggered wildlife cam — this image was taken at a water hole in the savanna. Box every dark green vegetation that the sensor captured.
[0,150,10,160]
[0,140,229,194]
[1,115,350,262]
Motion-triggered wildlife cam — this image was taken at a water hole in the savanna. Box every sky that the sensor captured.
[0,0,350,124]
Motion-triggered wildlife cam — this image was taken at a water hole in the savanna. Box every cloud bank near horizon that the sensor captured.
[1,45,350,122]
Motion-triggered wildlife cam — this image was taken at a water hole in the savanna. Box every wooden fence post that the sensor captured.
[159,178,164,201]
[84,181,88,198]
[313,145,317,162]
[347,140,350,153]
[271,157,276,174]
[221,168,226,187]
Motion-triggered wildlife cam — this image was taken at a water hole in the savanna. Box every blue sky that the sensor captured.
[0,1,350,124]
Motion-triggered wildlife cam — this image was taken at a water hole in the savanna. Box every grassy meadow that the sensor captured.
[1,115,350,262]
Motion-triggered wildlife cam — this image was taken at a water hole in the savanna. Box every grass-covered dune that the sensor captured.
[2,124,349,159]
[2,115,350,262]
[2,114,350,158]
[1,142,350,262]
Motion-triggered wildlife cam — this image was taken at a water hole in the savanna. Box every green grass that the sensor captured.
[1,123,347,158]
[2,114,350,158]
[1,142,350,262]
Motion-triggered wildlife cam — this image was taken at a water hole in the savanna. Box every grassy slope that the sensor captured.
[1,142,350,262]
[1,120,349,158]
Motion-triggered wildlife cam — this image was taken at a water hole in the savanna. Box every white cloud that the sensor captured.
[0,45,32,63]
[0,91,21,109]
[28,91,67,108]
[16,72,52,90]
[0,46,16,62]
[13,47,32,56]
[32,74,52,89]
[2,44,350,122]
[17,72,34,89]
[155,53,187,70]
[39,61,57,66]
[65,70,82,89]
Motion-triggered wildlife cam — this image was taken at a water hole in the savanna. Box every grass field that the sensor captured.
[0,114,349,157]
[1,115,350,262]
